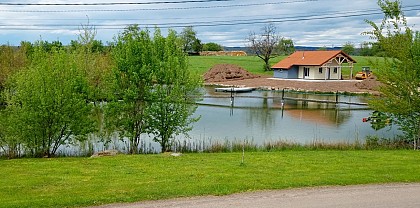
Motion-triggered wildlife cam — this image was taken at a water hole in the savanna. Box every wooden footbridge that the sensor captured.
[203,88,369,106]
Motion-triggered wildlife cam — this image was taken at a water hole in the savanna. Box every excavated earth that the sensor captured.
[203,64,260,82]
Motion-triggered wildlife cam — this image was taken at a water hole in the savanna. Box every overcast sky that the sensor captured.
[0,0,419,47]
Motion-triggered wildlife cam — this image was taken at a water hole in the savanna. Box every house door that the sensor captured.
[304,67,310,79]
[326,68,331,80]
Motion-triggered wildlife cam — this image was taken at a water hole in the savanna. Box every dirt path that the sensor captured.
[91,183,420,208]
[206,76,379,94]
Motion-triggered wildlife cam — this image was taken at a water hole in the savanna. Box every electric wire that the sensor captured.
[0,6,419,30]
[0,0,234,6]
[0,0,319,13]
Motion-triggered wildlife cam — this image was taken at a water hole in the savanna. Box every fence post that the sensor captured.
[335,91,339,104]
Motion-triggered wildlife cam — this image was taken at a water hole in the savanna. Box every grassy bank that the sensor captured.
[188,55,383,77]
[1,150,420,208]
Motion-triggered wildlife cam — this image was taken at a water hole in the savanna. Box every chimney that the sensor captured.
[302,51,305,59]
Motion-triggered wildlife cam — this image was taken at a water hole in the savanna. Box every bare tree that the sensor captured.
[247,23,281,71]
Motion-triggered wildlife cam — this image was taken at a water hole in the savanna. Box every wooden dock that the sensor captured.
[281,97,368,106]
[205,88,369,106]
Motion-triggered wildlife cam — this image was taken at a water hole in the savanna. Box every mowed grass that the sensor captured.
[1,150,420,208]
[188,55,383,78]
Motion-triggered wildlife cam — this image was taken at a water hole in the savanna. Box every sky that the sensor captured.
[0,0,419,47]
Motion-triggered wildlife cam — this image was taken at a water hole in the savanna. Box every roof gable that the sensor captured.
[271,50,356,69]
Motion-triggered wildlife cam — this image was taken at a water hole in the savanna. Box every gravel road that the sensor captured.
[91,183,420,208]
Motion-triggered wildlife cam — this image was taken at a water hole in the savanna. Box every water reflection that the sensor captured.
[246,91,275,132]
[192,86,399,144]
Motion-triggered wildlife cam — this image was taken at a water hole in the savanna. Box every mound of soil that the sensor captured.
[355,75,382,91]
[203,64,259,82]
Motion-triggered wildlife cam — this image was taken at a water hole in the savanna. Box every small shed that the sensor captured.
[271,50,356,80]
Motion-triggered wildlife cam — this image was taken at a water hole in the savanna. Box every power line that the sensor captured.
[1,6,419,30]
[0,0,319,12]
[0,0,233,6]
[1,4,418,23]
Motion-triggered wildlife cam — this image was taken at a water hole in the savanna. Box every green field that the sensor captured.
[1,150,419,208]
[188,55,382,78]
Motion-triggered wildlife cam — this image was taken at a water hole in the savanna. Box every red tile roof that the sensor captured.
[271,50,356,69]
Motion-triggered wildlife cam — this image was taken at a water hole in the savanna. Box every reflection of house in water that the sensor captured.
[273,94,351,126]
[285,109,350,127]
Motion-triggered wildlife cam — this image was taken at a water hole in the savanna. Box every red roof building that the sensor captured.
[271,50,356,80]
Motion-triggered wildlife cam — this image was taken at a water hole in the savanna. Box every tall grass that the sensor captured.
[170,136,411,154]
[2,135,407,158]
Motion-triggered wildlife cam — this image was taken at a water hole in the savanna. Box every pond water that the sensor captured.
[60,86,400,155]
[187,86,399,144]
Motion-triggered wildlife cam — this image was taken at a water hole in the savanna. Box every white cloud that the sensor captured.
[0,0,419,46]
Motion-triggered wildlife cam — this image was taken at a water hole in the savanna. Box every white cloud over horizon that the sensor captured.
[0,0,419,47]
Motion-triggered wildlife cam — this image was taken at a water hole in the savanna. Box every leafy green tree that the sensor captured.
[202,42,223,51]
[108,26,202,153]
[0,107,22,158]
[191,38,203,53]
[359,42,373,56]
[107,25,155,154]
[364,0,420,147]
[146,29,202,152]
[74,22,113,103]
[180,26,201,53]
[277,38,295,55]
[0,44,29,105]
[5,44,94,157]
[342,42,355,55]
[317,46,327,51]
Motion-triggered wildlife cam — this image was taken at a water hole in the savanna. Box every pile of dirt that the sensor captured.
[203,64,259,82]
[355,75,382,91]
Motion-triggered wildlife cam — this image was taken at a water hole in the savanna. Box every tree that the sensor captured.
[364,0,420,147]
[74,21,113,103]
[359,42,373,56]
[108,26,202,153]
[342,42,355,55]
[0,43,29,105]
[4,44,94,157]
[317,46,327,51]
[202,42,223,51]
[247,23,282,71]
[180,26,202,53]
[146,29,202,152]
[107,25,154,154]
[277,38,295,55]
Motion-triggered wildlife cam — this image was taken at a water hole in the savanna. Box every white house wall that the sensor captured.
[298,64,342,80]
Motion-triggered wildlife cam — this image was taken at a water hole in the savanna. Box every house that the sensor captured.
[271,50,356,80]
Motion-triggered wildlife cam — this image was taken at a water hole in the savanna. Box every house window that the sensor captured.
[319,67,323,74]
[333,67,338,73]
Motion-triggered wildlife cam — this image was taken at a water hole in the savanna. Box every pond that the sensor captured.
[61,86,400,155]
[188,86,399,144]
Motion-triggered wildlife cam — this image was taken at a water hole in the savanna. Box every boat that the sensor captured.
[214,87,255,93]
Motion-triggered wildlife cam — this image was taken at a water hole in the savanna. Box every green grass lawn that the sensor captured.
[1,150,419,208]
[188,55,383,78]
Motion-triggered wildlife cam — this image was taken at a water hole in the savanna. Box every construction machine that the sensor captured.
[355,66,372,80]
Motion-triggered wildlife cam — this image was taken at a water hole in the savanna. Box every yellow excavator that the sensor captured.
[355,66,372,80]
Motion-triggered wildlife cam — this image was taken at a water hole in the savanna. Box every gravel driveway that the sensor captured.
[91,183,420,208]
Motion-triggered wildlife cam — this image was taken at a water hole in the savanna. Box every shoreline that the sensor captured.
[204,77,380,95]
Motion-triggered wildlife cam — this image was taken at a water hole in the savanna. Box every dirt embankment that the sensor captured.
[203,64,381,94]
